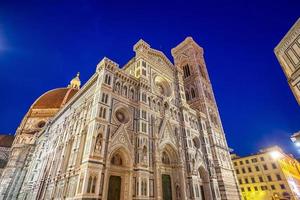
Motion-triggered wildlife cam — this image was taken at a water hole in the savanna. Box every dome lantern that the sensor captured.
[68,72,81,89]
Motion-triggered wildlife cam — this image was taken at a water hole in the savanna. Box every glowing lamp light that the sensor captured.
[270,151,283,160]
[295,142,300,147]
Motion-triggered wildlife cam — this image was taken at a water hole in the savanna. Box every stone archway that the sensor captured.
[159,144,184,200]
[104,147,133,200]
[198,166,213,200]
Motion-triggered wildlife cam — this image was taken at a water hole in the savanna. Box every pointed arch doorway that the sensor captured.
[104,147,133,200]
[108,175,121,200]
[198,166,213,200]
[159,144,184,200]
[162,174,172,200]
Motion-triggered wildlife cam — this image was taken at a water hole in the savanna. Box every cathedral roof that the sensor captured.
[31,87,78,109]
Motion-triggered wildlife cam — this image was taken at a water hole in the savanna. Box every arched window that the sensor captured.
[142,146,147,163]
[185,91,190,101]
[141,179,147,196]
[123,86,127,96]
[91,177,97,193]
[87,176,93,193]
[111,153,123,166]
[105,74,111,85]
[130,88,135,100]
[191,88,196,98]
[183,64,191,78]
[115,82,121,93]
[162,151,170,164]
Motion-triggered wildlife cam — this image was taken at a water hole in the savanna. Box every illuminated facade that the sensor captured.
[0,37,241,200]
[232,146,300,200]
[274,18,300,105]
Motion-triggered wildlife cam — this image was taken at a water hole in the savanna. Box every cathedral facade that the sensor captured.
[0,37,241,200]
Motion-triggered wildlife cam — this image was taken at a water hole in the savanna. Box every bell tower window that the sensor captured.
[191,88,196,98]
[183,64,191,78]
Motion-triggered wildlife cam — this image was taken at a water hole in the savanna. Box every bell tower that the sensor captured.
[172,37,241,200]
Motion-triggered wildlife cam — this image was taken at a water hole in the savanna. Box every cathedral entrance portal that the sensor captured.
[108,175,121,200]
[162,174,172,200]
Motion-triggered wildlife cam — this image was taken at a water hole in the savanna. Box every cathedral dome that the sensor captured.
[31,88,78,109]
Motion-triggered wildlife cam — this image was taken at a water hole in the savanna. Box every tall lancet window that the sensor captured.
[183,64,191,78]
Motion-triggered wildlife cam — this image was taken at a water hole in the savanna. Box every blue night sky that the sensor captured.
[0,0,299,156]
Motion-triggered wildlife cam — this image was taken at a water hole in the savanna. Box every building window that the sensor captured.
[142,61,146,67]
[141,179,147,196]
[104,74,111,85]
[245,160,249,164]
[242,168,246,173]
[276,174,281,181]
[260,157,265,161]
[239,179,242,184]
[272,163,277,169]
[261,186,267,190]
[141,110,147,120]
[142,69,147,76]
[99,107,106,119]
[241,187,244,192]
[101,93,109,104]
[234,162,237,166]
[87,176,97,193]
[141,122,147,133]
[267,175,272,181]
[251,158,257,163]
[247,187,251,192]
[236,169,240,174]
[185,91,190,101]
[255,166,259,171]
[251,177,255,183]
[248,167,252,173]
[263,164,268,170]
[240,161,244,165]
[183,64,191,78]
[254,186,258,191]
[259,176,263,182]
[245,178,249,184]
[280,184,285,189]
[191,88,196,98]
[271,185,275,190]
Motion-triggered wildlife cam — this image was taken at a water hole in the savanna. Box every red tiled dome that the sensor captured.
[31,88,78,109]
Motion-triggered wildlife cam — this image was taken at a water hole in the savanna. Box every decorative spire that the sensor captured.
[68,72,81,89]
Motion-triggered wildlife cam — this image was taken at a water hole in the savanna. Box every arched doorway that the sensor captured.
[105,147,132,200]
[198,166,212,200]
[160,144,182,200]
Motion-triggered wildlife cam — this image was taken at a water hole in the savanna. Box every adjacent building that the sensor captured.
[274,18,300,105]
[232,146,300,200]
[0,37,241,200]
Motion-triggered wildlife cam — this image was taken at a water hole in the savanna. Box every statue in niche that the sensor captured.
[94,133,102,153]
